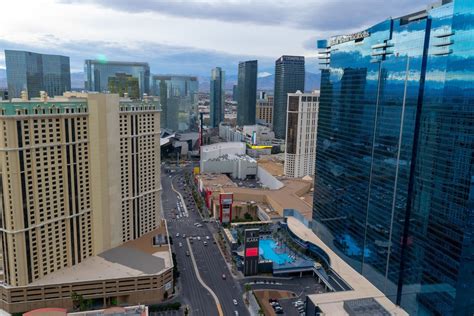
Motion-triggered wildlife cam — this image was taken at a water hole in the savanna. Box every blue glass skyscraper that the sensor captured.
[237,60,258,126]
[5,50,71,99]
[151,75,199,131]
[84,60,150,97]
[312,1,473,315]
[210,67,225,128]
[273,56,305,139]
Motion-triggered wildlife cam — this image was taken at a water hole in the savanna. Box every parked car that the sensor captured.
[222,274,226,280]
[233,299,238,306]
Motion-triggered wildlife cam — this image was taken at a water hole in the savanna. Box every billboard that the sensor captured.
[219,193,233,224]
[243,228,260,276]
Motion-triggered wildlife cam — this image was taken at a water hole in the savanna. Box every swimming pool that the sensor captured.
[259,239,292,264]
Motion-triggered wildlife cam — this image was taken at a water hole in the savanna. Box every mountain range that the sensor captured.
[0,69,321,93]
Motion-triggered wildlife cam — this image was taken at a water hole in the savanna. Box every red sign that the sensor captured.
[245,247,259,257]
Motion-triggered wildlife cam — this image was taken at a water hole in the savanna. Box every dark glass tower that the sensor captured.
[151,75,199,131]
[237,60,258,126]
[210,67,225,128]
[312,1,474,315]
[273,56,305,139]
[5,50,71,99]
[84,60,150,97]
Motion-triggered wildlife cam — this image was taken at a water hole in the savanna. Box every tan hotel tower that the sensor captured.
[0,94,171,313]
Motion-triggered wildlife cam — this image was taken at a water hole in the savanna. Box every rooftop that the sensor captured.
[286,217,408,316]
[25,221,171,287]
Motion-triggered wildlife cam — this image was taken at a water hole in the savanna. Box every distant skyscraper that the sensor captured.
[256,95,273,125]
[84,60,150,97]
[233,84,238,101]
[273,56,305,139]
[151,75,199,131]
[313,1,474,315]
[5,50,71,99]
[210,67,225,128]
[284,91,319,178]
[237,60,258,126]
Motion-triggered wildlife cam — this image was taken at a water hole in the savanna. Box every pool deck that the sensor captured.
[286,216,408,315]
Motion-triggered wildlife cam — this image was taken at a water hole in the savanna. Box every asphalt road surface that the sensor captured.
[161,166,249,316]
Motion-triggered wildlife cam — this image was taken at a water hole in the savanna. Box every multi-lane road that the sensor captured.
[161,166,249,316]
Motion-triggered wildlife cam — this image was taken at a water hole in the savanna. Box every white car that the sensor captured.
[176,233,180,237]
[206,236,210,240]
[233,299,238,306]
[197,236,201,241]
[179,242,182,247]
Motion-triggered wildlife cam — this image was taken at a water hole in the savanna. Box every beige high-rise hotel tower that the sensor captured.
[0,93,172,313]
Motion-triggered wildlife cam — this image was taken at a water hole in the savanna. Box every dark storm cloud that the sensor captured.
[59,0,430,31]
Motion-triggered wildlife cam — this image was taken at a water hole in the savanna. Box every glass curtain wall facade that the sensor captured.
[210,67,225,128]
[237,60,258,126]
[5,50,71,99]
[313,1,474,315]
[84,60,150,97]
[151,75,198,131]
[273,56,305,139]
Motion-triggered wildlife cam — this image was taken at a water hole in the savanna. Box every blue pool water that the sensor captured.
[259,239,292,264]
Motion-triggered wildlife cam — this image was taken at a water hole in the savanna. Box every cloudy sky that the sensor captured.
[0,0,429,75]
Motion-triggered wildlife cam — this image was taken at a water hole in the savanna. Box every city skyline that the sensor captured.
[0,0,430,75]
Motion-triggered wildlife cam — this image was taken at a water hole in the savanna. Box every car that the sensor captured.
[222,274,226,280]
[179,242,182,247]
[182,234,186,238]
[204,241,208,246]
[176,233,180,237]
[186,251,190,256]
[234,311,239,316]
[233,299,238,306]
[206,236,210,240]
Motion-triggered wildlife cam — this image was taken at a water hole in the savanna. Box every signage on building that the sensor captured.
[329,31,370,46]
[243,228,260,276]
[219,193,233,224]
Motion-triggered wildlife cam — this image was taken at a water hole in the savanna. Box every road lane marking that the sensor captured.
[186,238,224,316]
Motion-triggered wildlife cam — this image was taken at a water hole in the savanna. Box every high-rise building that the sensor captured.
[237,60,258,126]
[273,56,305,139]
[84,60,150,97]
[5,50,71,99]
[312,1,474,315]
[0,94,166,310]
[232,84,238,101]
[210,67,225,128]
[256,95,273,125]
[151,75,198,131]
[108,73,140,99]
[284,91,319,178]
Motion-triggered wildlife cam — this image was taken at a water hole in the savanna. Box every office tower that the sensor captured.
[237,60,258,126]
[151,75,199,131]
[0,95,165,299]
[84,60,150,97]
[312,1,474,315]
[5,50,71,99]
[284,91,319,178]
[273,56,305,139]
[210,67,225,128]
[233,84,238,101]
[108,72,139,98]
[256,95,273,125]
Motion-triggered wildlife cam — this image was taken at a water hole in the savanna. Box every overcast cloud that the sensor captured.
[0,0,430,75]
